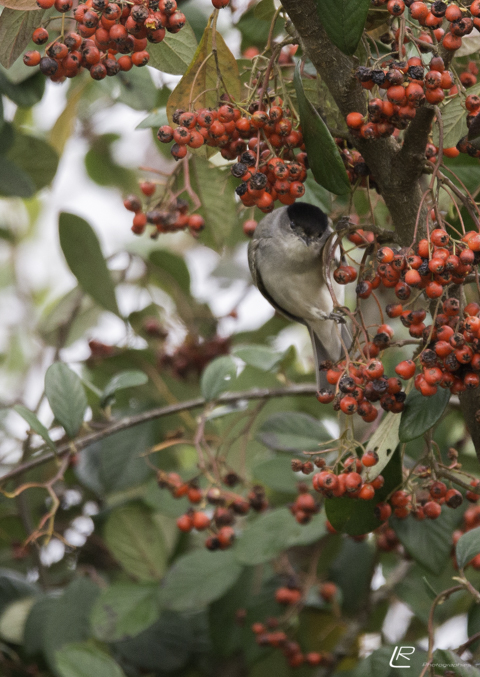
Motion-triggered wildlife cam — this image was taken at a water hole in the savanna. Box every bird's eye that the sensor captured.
[290,221,295,230]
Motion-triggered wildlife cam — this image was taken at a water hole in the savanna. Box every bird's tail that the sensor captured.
[308,322,351,391]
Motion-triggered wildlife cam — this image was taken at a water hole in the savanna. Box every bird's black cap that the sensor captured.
[287,202,329,239]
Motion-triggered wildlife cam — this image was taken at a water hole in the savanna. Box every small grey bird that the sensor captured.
[248,202,349,389]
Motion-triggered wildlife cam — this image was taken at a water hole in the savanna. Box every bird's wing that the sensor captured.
[248,237,307,325]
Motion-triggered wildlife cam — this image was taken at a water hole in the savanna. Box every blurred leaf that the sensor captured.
[148,21,197,75]
[0,570,38,617]
[100,370,148,407]
[0,70,44,107]
[45,363,87,439]
[234,507,326,565]
[468,602,480,653]
[91,583,161,642]
[391,504,465,575]
[236,6,282,50]
[201,355,237,400]
[253,456,297,494]
[314,0,371,56]
[325,447,402,536]
[85,134,137,192]
[457,29,480,57]
[0,120,14,153]
[24,596,57,656]
[38,287,101,348]
[365,411,400,480]
[433,83,480,147]
[104,503,167,582]
[55,642,126,677]
[433,649,480,677]
[232,344,283,372]
[50,83,87,155]
[302,176,332,212]
[353,645,427,675]
[42,578,100,676]
[59,212,120,316]
[116,67,156,111]
[167,23,240,123]
[0,597,35,644]
[0,8,44,68]
[136,108,168,130]
[13,404,56,453]
[456,527,480,570]
[399,388,450,443]
[75,423,152,495]
[189,157,238,245]
[254,0,276,20]
[331,538,375,614]
[114,611,209,672]
[149,249,191,295]
[144,478,190,517]
[160,549,242,612]
[0,0,39,7]
[294,64,350,194]
[0,156,35,197]
[7,132,59,190]
[257,411,329,452]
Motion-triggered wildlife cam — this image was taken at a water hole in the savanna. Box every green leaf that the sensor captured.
[314,0,371,56]
[149,249,191,295]
[232,344,283,372]
[234,508,326,565]
[167,24,240,123]
[44,363,87,439]
[391,503,465,575]
[91,583,161,643]
[331,538,375,614]
[104,503,167,582]
[159,549,242,612]
[253,456,297,494]
[116,66,156,111]
[456,527,480,570]
[433,649,480,676]
[55,642,126,677]
[0,597,35,644]
[399,388,451,443]
[354,645,428,676]
[148,21,197,75]
[136,108,168,130]
[59,212,120,316]
[0,156,35,198]
[0,570,38,617]
[100,370,148,407]
[85,135,137,192]
[325,446,402,536]
[0,70,44,107]
[13,404,56,453]
[364,411,401,480]
[144,478,190,517]
[257,411,330,452]
[24,596,58,656]
[0,8,44,68]
[42,578,101,675]
[201,355,237,400]
[433,83,480,148]
[293,64,350,194]
[254,0,276,20]
[0,0,40,8]
[468,603,480,653]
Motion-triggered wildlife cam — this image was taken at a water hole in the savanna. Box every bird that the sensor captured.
[247,202,350,390]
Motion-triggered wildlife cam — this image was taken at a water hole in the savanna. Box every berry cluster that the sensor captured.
[158,335,230,380]
[157,104,307,213]
[123,182,205,236]
[312,454,386,505]
[157,471,268,550]
[347,55,456,140]
[24,0,187,82]
[456,94,480,159]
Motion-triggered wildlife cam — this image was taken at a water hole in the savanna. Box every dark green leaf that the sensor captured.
[45,363,87,439]
[330,539,375,614]
[253,456,297,494]
[399,388,451,442]
[0,70,44,107]
[7,133,58,190]
[104,503,167,582]
[353,645,428,676]
[294,64,350,194]
[314,0,371,56]
[201,356,237,400]
[100,370,148,407]
[0,156,35,198]
[42,578,101,675]
[136,108,168,130]
[234,507,326,565]
[391,503,465,575]
[148,21,197,75]
[232,344,283,372]
[116,67,156,111]
[325,446,402,536]
[468,603,480,653]
[0,8,44,68]
[24,596,58,657]
[0,569,38,617]
[90,583,161,642]
[254,0,276,20]
[0,120,14,154]
[85,135,137,192]
[59,212,120,316]
[13,404,56,453]
[456,527,480,570]
[149,249,191,295]
[55,642,126,677]
[257,411,329,452]
[159,549,242,612]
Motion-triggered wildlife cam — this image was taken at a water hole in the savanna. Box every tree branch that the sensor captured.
[0,384,318,485]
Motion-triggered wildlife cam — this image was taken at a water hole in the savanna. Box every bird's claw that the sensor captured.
[312,309,347,324]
